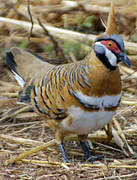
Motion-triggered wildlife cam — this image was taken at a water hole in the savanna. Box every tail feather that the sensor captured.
[6,51,25,87]
[11,70,25,87]
[6,52,17,73]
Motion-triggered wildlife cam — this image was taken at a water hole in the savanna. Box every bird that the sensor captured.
[5,1,130,163]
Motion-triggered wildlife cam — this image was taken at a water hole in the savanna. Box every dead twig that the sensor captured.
[120,65,137,80]
[8,139,56,164]
[113,118,134,155]
[17,159,137,169]
[37,17,66,59]
[27,0,34,41]
[0,134,46,146]
[0,105,31,123]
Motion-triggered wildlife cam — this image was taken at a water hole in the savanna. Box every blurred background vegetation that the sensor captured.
[0,0,137,179]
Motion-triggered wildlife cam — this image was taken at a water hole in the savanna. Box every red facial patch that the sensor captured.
[101,40,121,54]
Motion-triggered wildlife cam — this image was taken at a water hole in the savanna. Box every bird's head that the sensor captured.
[93,0,130,71]
[94,34,130,70]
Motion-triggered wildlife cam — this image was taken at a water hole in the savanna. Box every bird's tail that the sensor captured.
[6,50,25,87]
[6,47,53,87]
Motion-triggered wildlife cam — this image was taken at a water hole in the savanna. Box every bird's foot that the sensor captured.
[79,140,103,162]
[63,159,72,163]
[84,154,104,162]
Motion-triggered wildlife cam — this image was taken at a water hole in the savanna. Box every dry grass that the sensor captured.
[0,0,137,179]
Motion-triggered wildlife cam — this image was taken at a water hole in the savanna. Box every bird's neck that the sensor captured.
[84,50,122,96]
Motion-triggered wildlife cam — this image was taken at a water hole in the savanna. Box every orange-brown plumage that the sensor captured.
[5,1,130,162]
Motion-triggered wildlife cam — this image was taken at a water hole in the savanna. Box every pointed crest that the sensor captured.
[105,0,117,35]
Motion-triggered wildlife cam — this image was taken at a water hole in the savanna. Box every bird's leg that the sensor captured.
[59,142,71,163]
[55,130,71,163]
[47,119,71,163]
[78,135,92,161]
[78,135,103,162]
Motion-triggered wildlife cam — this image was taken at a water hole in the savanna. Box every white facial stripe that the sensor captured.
[75,91,121,108]
[94,42,117,67]
[105,46,117,66]
[12,70,25,87]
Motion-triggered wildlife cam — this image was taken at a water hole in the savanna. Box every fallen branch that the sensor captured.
[0,17,137,54]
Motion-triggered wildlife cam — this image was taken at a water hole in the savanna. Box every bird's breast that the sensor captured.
[61,93,121,135]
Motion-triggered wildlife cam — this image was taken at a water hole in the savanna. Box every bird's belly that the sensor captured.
[61,106,115,135]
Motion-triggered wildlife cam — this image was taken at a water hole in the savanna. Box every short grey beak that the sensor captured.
[118,52,131,67]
